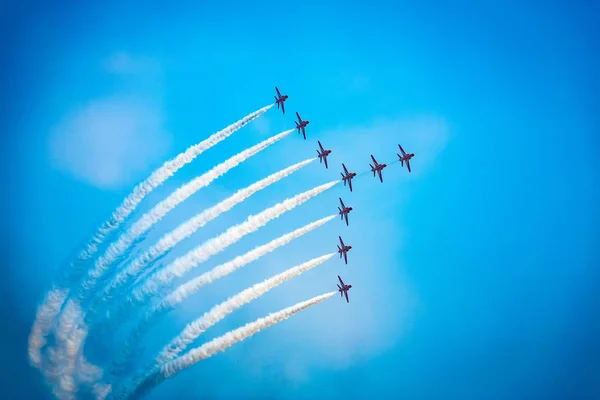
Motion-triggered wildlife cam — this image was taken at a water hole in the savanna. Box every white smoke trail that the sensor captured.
[40,301,89,400]
[75,129,293,304]
[154,253,335,366]
[129,180,339,306]
[53,129,294,392]
[120,292,335,400]
[165,291,336,376]
[28,104,272,368]
[99,157,315,305]
[113,215,336,372]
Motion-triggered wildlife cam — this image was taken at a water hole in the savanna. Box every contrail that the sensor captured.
[112,215,336,373]
[28,104,273,368]
[98,157,316,306]
[128,180,339,307]
[75,129,293,305]
[52,129,295,388]
[121,292,335,400]
[154,253,335,366]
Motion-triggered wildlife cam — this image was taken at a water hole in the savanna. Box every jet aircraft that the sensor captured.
[340,163,357,192]
[295,112,310,139]
[317,141,332,168]
[369,154,387,183]
[337,236,352,264]
[337,275,352,303]
[397,144,415,173]
[274,87,288,114]
[338,197,353,226]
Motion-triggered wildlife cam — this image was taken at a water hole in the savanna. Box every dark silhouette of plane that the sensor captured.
[369,154,387,183]
[274,87,288,114]
[317,141,332,168]
[295,112,310,139]
[337,236,352,264]
[340,163,357,192]
[397,144,415,173]
[337,275,352,303]
[338,197,353,226]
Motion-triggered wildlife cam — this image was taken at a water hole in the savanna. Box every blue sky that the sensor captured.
[2,1,599,399]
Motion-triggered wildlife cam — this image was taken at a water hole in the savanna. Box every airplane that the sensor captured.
[397,144,415,173]
[317,141,332,169]
[369,154,387,183]
[337,275,352,303]
[295,112,310,139]
[274,87,288,114]
[340,163,357,192]
[337,236,352,264]
[338,197,353,226]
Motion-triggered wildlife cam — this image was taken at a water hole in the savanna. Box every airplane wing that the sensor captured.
[339,236,344,246]
[344,290,349,303]
[339,197,345,208]
[338,275,345,286]
[296,111,301,121]
[344,213,349,226]
[301,127,306,140]
[324,156,328,169]
[378,169,383,182]
[342,163,349,174]
[281,102,285,114]
[275,87,282,97]
[343,251,348,264]
[348,179,353,192]
[318,141,324,151]
[399,144,407,155]
[371,154,378,164]
[406,159,411,173]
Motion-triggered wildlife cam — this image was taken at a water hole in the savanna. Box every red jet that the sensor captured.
[340,163,357,192]
[397,144,415,173]
[337,236,352,264]
[338,197,353,226]
[317,141,332,169]
[295,112,310,139]
[274,87,288,114]
[337,275,352,303]
[369,154,387,183]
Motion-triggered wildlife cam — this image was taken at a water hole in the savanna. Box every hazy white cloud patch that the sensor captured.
[249,115,272,136]
[49,96,172,189]
[323,114,450,176]
[104,52,161,76]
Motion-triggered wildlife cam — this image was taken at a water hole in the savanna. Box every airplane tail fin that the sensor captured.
[337,245,342,256]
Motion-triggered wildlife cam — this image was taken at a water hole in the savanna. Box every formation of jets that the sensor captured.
[274,87,417,303]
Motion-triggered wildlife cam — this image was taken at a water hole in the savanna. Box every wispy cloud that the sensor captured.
[49,96,172,189]
[104,52,161,76]
[322,115,450,176]
[249,115,272,136]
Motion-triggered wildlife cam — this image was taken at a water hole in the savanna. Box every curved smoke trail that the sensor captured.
[53,129,294,397]
[28,104,272,368]
[98,157,315,307]
[128,180,339,307]
[113,215,336,373]
[154,253,334,366]
[119,292,336,400]
[75,129,293,306]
